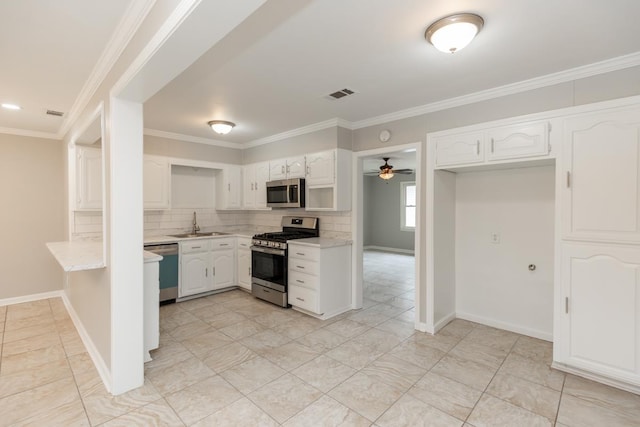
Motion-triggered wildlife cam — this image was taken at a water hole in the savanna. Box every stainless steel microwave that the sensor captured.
[266,178,305,208]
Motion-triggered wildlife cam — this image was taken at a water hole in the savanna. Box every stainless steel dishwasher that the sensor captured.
[144,243,179,303]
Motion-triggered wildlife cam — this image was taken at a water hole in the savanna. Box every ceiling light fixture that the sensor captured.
[2,103,22,110]
[207,120,235,135]
[379,169,395,180]
[425,13,484,54]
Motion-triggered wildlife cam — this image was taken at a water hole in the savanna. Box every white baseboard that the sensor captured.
[364,245,415,255]
[0,290,64,307]
[456,311,553,342]
[414,321,433,334]
[552,362,640,395]
[434,312,457,334]
[61,294,112,393]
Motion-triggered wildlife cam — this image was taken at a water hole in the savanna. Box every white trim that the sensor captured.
[0,290,64,307]
[243,118,352,148]
[552,362,640,395]
[363,245,414,255]
[0,127,60,140]
[414,321,430,333]
[351,51,640,130]
[58,0,156,138]
[61,293,112,393]
[433,311,456,334]
[144,128,239,149]
[109,0,203,99]
[456,311,553,342]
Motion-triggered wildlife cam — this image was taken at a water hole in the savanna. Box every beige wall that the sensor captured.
[144,135,242,164]
[0,133,65,299]
[352,65,640,151]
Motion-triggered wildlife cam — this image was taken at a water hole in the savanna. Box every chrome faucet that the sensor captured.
[192,211,200,234]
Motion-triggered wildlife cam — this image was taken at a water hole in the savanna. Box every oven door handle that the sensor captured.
[250,246,286,256]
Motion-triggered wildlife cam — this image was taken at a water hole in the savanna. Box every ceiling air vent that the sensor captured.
[46,109,64,117]
[326,88,356,100]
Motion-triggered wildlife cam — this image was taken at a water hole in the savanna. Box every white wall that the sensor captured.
[455,165,555,339]
[0,133,65,300]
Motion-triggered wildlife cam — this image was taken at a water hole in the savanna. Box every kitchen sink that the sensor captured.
[168,232,229,238]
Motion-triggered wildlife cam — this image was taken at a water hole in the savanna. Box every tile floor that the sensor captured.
[1,250,639,426]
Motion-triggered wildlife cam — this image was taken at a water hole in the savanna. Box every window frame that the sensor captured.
[401,181,416,231]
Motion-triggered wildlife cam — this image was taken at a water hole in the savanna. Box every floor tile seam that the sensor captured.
[553,374,568,426]
[243,381,317,426]
[67,354,93,426]
[167,390,243,427]
[558,381,640,422]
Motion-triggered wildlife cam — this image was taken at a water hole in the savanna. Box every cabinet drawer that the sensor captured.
[289,258,318,275]
[289,285,319,313]
[289,245,320,261]
[486,121,549,161]
[288,270,318,291]
[180,239,210,253]
[434,132,484,167]
[237,237,251,249]
[211,237,235,250]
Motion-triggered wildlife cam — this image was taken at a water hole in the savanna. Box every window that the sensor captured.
[401,181,416,230]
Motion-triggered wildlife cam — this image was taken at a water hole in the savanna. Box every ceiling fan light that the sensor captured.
[379,170,394,180]
[207,120,235,135]
[425,13,484,53]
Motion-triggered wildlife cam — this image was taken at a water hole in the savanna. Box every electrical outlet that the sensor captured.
[491,233,501,244]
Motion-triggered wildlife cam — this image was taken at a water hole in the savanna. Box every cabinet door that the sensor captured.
[434,132,484,167]
[237,249,251,290]
[287,156,306,178]
[255,162,270,208]
[270,159,287,180]
[563,107,640,243]
[212,249,235,289]
[306,151,335,186]
[218,166,242,209]
[487,122,549,161]
[180,252,210,297]
[144,156,171,209]
[560,243,640,381]
[242,165,256,209]
[76,146,102,210]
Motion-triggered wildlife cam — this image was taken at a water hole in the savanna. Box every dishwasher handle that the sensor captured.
[144,244,178,256]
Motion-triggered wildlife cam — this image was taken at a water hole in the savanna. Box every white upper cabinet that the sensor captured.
[242,161,270,209]
[216,166,242,210]
[305,150,335,186]
[487,122,549,161]
[563,106,640,243]
[270,156,306,180]
[143,155,171,210]
[75,145,102,210]
[434,131,484,167]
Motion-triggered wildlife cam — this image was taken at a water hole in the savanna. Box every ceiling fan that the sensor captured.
[365,157,413,180]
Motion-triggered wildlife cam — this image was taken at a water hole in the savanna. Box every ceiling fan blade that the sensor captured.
[394,169,414,174]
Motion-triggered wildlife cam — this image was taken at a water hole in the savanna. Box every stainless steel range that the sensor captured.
[251,216,319,307]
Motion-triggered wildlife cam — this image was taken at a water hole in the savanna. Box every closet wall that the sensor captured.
[455,166,555,339]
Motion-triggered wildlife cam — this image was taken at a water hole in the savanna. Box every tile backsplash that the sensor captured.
[72,208,352,241]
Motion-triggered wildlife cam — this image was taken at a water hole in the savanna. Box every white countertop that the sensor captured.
[143,229,259,245]
[144,251,163,263]
[46,241,105,272]
[288,237,352,248]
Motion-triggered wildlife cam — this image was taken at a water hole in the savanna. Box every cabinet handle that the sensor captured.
[205,268,208,277]
[476,140,480,155]
[281,165,285,174]
[192,246,201,249]
[296,279,304,284]
[250,182,254,191]
[254,181,257,189]
[306,165,310,175]
[566,171,571,188]
[490,138,494,153]
[228,183,231,192]
[213,267,216,276]
[219,243,229,246]
[286,165,290,173]
[296,252,305,256]
[248,267,251,275]
[565,297,569,313]
[297,265,305,269]
[296,297,305,302]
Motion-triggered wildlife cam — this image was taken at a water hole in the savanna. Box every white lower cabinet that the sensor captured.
[287,241,351,319]
[236,237,251,291]
[179,238,236,298]
[558,243,640,388]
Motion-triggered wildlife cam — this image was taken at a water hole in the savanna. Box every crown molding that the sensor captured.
[57,0,156,138]
[351,51,640,129]
[143,128,241,149]
[0,127,60,140]
[243,118,352,149]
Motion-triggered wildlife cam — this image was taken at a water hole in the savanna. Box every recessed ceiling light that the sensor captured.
[2,103,21,110]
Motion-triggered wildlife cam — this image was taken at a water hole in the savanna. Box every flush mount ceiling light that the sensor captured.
[207,120,235,135]
[425,13,484,54]
[1,103,22,110]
